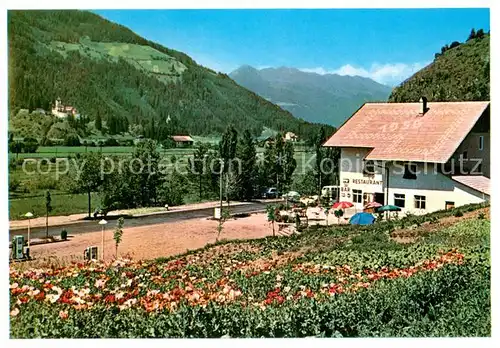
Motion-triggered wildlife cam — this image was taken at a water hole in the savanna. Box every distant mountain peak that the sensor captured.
[230,65,392,126]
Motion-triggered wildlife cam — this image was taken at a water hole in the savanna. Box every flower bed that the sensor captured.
[9,215,490,338]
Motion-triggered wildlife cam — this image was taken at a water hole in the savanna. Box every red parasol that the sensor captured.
[364,202,382,209]
[332,201,354,209]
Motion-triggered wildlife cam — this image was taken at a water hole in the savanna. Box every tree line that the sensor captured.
[434,28,488,59]
[70,126,340,217]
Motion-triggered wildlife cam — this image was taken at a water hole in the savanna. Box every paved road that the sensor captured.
[9,202,269,240]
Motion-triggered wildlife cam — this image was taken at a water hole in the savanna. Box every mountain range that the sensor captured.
[8,10,332,141]
[230,66,392,126]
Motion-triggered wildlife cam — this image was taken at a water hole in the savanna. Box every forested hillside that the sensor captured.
[389,30,489,102]
[8,10,332,140]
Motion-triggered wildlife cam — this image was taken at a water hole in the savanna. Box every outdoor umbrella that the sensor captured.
[364,202,382,209]
[332,201,354,209]
[349,212,375,225]
[376,205,402,212]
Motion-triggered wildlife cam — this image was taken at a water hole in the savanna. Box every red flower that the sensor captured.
[34,291,46,301]
[59,290,74,304]
[104,294,116,303]
[11,288,24,295]
[19,296,29,303]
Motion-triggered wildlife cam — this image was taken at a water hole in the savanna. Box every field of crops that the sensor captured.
[9,205,490,338]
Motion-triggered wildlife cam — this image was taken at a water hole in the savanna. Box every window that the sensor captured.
[403,163,417,180]
[353,189,362,203]
[363,193,373,206]
[445,201,455,210]
[479,136,484,151]
[363,160,375,176]
[414,195,426,210]
[394,193,405,208]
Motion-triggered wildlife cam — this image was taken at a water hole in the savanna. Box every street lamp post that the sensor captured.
[24,212,33,259]
[98,219,108,261]
[374,161,390,219]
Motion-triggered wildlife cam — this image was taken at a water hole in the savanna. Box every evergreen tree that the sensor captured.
[130,139,162,206]
[281,140,297,193]
[315,127,327,194]
[95,112,102,131]
[467,28,476,41]
[187,143,209,200]
[219,125,238,203]
[235,130,257,200]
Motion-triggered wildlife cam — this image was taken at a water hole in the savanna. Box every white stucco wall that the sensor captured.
[338,147,488,215]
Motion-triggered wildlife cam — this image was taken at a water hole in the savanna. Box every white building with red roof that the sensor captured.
[171,135,194,147]
[51,97,79,119]
[323,98,490,214]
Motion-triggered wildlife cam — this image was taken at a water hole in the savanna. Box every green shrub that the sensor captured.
[429,216,439,224]
[60,229,68,241]
[63,134,81,146]
[23,137,39,153]
[454,211,464,218]
[9,178,20,192]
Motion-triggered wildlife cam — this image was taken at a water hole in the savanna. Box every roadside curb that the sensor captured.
[9,201,260,231]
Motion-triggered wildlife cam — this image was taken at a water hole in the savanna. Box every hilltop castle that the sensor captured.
[51,97,79,118]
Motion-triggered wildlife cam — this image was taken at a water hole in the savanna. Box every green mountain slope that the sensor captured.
[230,66,392,126]
[8,10,332,140]
[389,34,489,102]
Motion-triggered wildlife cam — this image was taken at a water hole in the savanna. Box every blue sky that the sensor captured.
[94,9,489,86]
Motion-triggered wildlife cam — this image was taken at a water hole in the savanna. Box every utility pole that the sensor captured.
[219,160,224,227]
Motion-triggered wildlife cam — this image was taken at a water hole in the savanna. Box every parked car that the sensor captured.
[262,187,279,199]
[321,185,339,200]
[93,207,109,219]
[282,191,301,202]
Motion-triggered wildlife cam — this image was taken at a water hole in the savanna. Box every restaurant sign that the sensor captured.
[351,178,383,186]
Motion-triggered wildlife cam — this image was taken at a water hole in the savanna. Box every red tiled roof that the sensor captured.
[323,101,489,163]
[171,135,194,142]
[452,175,490,196]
